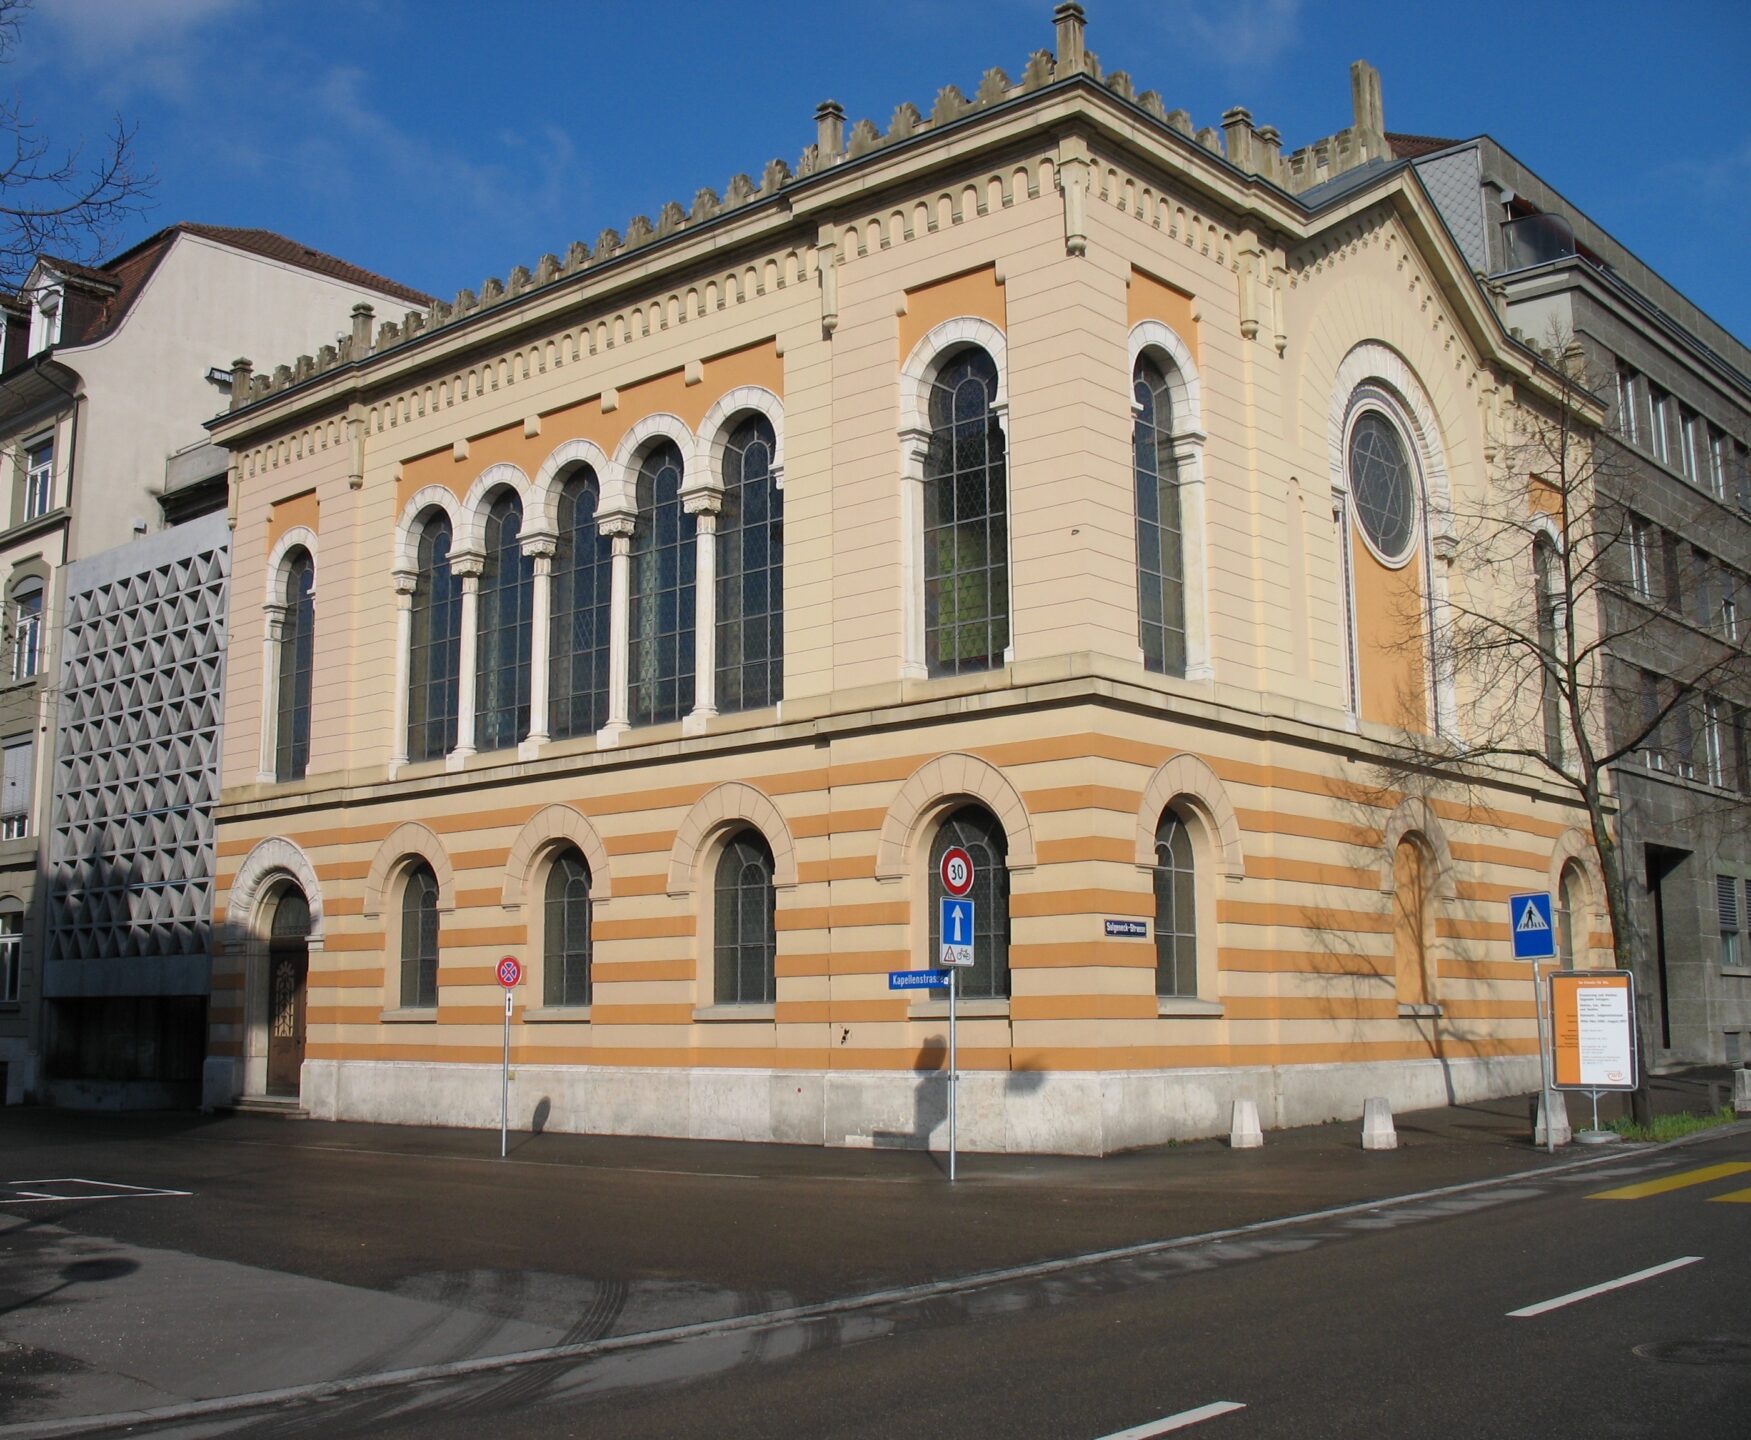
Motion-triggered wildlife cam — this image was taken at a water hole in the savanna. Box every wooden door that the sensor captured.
[265,941,308,1096]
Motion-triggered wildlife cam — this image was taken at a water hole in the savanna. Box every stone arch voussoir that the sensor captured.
[502,804,614,909]
[1133,753,1244,878]
[1379,797,1457,901]
[666,782,798,896]
[875,752,1036,881]
[227,836,326,942]
[362,820,456,917]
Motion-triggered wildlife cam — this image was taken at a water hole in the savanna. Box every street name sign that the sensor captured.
[1104,919,1147,938]
[940,897,975,967]
[889,970,950,990]
[1509,892,1556,960]
[1550,970,1637,1091]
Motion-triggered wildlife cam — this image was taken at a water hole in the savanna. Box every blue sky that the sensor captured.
[19,0,1751,344]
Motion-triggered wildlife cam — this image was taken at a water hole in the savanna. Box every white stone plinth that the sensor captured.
[1229,1097,1263,1148]
[1534,1090,1572,1146]
[1361,1096,1397,1150]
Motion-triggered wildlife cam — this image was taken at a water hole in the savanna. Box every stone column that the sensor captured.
[898,428,931,680]
[598,516,634,747]
[450,553,484,768]
[522,536,556,759]
[257,601,288,782]
[389,571,417,776]
[1171,430,1213,681]
[685,496,720,733]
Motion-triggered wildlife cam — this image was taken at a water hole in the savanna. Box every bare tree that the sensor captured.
[0,0,152,291]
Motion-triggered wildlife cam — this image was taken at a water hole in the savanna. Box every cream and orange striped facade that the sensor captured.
[204,51,1609,1152]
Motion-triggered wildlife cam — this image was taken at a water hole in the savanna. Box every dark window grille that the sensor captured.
[551,470,612,739]
[928,805,1010,999]
[1534,539,1564,765]
[407,514,461,761]
[271,887,310,940]
[924,348,1008,676]
[630,441,696,725]
[476,491,533,751]
[713,830,775,1005]
[1347,410,1416,561]
[544,849,592,1007]
[399,862,439,1009]
[1133,356,1186,676]
[275,549,314,781]
[716,415,783,712]
[1153,808,1197,996]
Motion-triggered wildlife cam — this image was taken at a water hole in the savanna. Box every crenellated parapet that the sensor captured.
[229,3,1389,412]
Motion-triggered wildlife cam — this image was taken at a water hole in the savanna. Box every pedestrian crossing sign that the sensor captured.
[1509,892,1556,960]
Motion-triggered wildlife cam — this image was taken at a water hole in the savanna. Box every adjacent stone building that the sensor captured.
[203,6,1616,1151]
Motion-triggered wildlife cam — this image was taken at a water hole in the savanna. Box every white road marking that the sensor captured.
[2,1178,192,1203]
[1507,1256,1703,1317]
[1096,1401,1246,1437]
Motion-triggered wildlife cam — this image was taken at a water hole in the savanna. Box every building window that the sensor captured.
[10,578,42,680]
[1671,687,1697,779]
[1692,548,1714,630]
[1678,407,1701,483]
[1719,874,1742,969]
[1648,386,1672,466]
[476,491,533,752]
[1660,531,1683,614]
[1391,836,1436,1007]
[1152,807,1197,996]
[551,469,612,740]
[399,861,440,1009]
[275,548,314,782]
[1614,365,1642,447]
[0,737,29,840]
[24,439,52,520]
[924,346,1008,677]
[1722,572,1742,642]
[716,414,783,713]
[0,909,19,1002]
[1640,669,1667,771]
[1627,515,1653,599]
[1133,355,1186,676]
[1556,862,1586,966]
[407,513,462,761]
[928,805,1010,1000]
[543,848,592,1008]
[713,829,775,1006]
[1534,538,1563,765]
[629,440,695,727]
[1346,409,1418,564]
[1736,706,1751,795]
[1710,429,1732,502]
[1703,697,1726,787]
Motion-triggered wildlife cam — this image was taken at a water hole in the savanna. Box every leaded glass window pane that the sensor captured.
[1347,410,1417,561]
[407,514,461,761]
[551,470,612,739]
[713,830,775,1005]
[399,862,439,1009]
[928,805,1010,1000]
[1133,356,1186,676]
[544,849,592,1007]
[475,492,533,751]
[271,888,310,940]
[1153,809,1197,997]
[924,349,1008,677]
[716,415,783,713]
[630,441,696,726]
[276,548,315,781]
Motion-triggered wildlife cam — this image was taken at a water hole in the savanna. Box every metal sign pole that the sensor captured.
[501,989,511,1159]
[948,966,958,1184]
[1532,957,1556,1154]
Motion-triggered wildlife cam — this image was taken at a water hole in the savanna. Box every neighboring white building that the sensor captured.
[0,225,429,1105]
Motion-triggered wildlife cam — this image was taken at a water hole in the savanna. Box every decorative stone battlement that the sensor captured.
[229,3,1387,413]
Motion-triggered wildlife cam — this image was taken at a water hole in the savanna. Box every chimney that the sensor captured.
[1054,2,1087,75]
[815,101,845,162]
[1350,60,1384,138]
[1222,107,1257,173]
[350,303,375,354]
[229,357,253,410]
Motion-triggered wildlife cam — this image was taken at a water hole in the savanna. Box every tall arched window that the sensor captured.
[544,847,592,1007]
[924,348,1008,676]
[275,548,314,781]
[10,577,42,681]
[929,805,1010,999]
[551,469,612,739]
[1534,537,1563,765]
[407,513,461,761]
[399,861,439,1009]
[1152,807,1197,996]
[716,415,783,713]
[475,491,533,751]
[630,440,695,726]
[1391,837,1435,1007]
[1134,356,1186,676]
[714,829,775,1005]
[1557,861,1586,966]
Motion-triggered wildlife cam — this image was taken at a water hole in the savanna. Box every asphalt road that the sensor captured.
[2,1104,1747,1437]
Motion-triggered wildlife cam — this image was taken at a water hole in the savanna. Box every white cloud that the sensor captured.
[27,0,245,99]
[1179,0,1303,73]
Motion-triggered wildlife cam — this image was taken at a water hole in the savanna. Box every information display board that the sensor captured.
[1549,970,1637,1092]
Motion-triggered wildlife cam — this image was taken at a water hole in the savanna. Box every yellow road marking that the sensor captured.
[1706,1186,1751,1204]
[1587,1162,1751,1200]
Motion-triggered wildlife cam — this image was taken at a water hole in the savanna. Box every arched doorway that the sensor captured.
[265,887,311,1096]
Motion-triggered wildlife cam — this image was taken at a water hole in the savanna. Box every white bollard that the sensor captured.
[1229,1098,1263,1149]
[1735,1069,1751,1116]
[1534,1090,1572,1147]
[1361,1096,1397,1151]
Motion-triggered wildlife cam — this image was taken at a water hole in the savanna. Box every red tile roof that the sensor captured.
[1386,131,1461,160]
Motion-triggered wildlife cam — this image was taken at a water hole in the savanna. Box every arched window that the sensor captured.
[1391,837,1435,1007]
[929,805,1010,999]
[1534,537,1563,765]
[10,577,42,681]
[475,491,533,751]
[1557,861,1586,966]
[543,847,592,1007]
[1152,807,1197,996]
[924,348,1008,676]
[275,548,314,781]
[407,513,461,761]
[714,829,775,1005]
[1134,356,1186,676]
[399,861,439,1009]
[551,469,612,739]
[630,440,696,726]
[716,415,783,713]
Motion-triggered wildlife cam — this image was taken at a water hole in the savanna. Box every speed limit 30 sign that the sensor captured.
[940,845,975,897]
